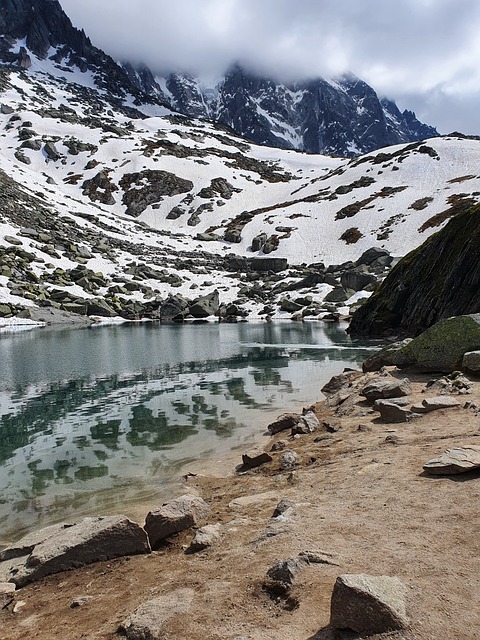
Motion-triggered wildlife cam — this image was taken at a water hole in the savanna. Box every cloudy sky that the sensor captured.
[60,0,480,135]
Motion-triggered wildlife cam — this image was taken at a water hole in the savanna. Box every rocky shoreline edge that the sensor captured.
[1,316,480,639]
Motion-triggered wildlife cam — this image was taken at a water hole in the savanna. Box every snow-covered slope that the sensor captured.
[0,49,479,323]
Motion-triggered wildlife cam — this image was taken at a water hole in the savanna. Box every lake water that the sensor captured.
[0,321,376,543]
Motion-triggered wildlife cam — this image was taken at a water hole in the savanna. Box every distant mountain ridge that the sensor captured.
[124,64,439,156]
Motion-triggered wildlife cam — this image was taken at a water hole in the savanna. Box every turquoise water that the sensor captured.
[0,321,375,542]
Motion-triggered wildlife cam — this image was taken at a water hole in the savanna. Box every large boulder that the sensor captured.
[349,204,480,337]
[364,315,480,373]
[2,516,150,587]
[144,495,210,549]
[391,314,480,372]
[330,574,409,634]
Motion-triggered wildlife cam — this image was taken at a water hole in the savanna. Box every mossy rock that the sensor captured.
[394,314,480,372]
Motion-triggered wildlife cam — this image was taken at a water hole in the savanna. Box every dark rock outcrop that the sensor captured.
[349,204,480,336]
[0,0,166,105]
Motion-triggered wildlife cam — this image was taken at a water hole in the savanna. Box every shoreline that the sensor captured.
[1,365,479,638]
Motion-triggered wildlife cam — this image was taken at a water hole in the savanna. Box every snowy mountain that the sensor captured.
[127,64,439,157]
[0,0,479,326]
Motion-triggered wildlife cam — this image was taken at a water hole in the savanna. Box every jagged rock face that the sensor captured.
[148,65,438,156]
[349,204,480,336]
[0,0,92,61]
[0,0,153,102]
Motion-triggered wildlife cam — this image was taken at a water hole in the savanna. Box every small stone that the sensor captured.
[13,600,27,614]
[279,450,298,470]
[266,558,303,585]
[292,410,320,434]
[271,441,286,452]
[462,351,480,374]
[241,450,273,470]
[272,499,295,518]
[187,523,222,552]
[0,583,16,594]
[119,589,194,639]
[70,595,94,608]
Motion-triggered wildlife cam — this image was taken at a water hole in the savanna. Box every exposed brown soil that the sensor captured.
[1,370,479,640]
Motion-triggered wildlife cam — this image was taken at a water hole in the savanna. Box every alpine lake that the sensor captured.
[0,320,377,545]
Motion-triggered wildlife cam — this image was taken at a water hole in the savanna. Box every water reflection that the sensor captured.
[0,322,376,542]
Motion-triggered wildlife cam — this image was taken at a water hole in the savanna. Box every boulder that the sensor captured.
[361,377,411,401]
[462,350,480,374]
[144,495,210,549]
[423,446,480,475]
[5,516,150,587]
[249,257,288,272]
[376,401,420,423]
[43,141,61,161]
[394,314,480,372]
[187,524,222,552]
[361,339,413,372]
[355,247,393,268]
[267,413,303,435]
[324,287,351,303]
[341,269,377,292]
[119,589,194,640]
[292,410,320,434]
[189,290,220,318]
[86,299,117,317]
[321,369,363,394]
[160,295,189,322]
[330,574,409,634]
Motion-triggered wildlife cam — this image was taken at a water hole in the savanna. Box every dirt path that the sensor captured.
[1,369,479,639]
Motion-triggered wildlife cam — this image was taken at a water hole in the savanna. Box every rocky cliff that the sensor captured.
[0,0,156,102]
[348,203,480,336]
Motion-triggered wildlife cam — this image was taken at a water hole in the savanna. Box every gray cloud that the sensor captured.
[60,0,480,134]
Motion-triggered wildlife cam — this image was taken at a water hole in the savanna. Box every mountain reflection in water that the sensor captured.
[0,321,376,542]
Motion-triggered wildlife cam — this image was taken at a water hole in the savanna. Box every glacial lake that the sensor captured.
[0,321,376,544]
